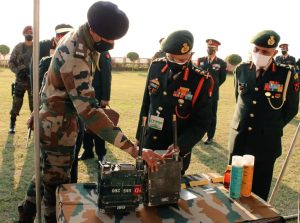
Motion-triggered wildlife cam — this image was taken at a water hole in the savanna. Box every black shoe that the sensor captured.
[9,127,15,134]
[78,152,94,160]
[9,117,16,134]
[204,138,213,145]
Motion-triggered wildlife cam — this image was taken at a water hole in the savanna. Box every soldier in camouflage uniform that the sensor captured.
[8,26,33,134]
[151,38,166,61]
[17,2,162,223]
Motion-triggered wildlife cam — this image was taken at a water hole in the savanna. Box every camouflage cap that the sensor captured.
[55,24,73,35]
[250,30,280,48]
[87,1,129,40]
[161,30,193,55]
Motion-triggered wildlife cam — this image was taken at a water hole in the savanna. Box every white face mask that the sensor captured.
[251,52,272,68]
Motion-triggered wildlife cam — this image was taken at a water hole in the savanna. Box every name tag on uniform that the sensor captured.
[148,115,164,130]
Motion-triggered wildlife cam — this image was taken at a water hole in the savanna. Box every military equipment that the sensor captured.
[97,162,142,213]
[11,82,15,96]
[143,115,182,206]
[97,117,147,213]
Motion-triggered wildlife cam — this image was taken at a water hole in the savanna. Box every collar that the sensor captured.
[78,23,95,51]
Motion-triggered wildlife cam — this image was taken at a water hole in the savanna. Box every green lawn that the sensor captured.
[0,68,299,222]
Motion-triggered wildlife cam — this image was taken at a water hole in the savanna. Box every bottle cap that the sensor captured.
[231,155,243,167]
[226,165,232,171]
[243,154,255,166]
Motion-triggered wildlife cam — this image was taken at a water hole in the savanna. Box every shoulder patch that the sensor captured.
[152,57,167,63]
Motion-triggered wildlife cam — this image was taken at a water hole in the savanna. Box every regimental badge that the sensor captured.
[268,36,275,46]
[294,73,299,80]
[181,43,190,54]
[148,78,160,94]
[208,40,213,45]
[173,87,193,100]
[264,81,283,92]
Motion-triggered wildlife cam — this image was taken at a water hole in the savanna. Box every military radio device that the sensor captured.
[97,117,147,213]
[143,115,182,206]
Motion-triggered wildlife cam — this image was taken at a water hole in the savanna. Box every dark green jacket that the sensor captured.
[275,55,296,67]
[197,56,227,100]
[136,58,213,156]
[93,51,112,101]
[228,60,299,161]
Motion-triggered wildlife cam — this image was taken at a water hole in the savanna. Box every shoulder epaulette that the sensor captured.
[152,57,167,63]
[192,67,210,78]
[278,63,293,70]
[74,38,87,59]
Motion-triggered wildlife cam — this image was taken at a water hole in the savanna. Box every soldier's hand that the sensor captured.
[141,149,163,172]
[27,112,34,130]
[162,144,180,159]
[100,100,109,108]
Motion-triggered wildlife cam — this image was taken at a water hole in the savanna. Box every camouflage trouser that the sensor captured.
[20,108,78,222]
[10,75,33,118]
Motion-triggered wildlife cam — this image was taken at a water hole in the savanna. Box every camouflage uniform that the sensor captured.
[18,23,134,223]
[151,50,166,61]
[8,42,33,131]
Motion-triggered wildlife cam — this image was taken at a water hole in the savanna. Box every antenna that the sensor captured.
[172,114,179,161]
[136,116,147,170]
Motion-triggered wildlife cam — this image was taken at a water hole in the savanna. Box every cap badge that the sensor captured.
[181,43,190,54]
[268,36,275,46]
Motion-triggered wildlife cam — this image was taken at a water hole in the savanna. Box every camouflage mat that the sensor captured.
[56,174,280,223]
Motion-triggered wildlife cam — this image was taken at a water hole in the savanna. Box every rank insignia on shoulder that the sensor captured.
[148,78,160,94]
[194,68,209,77]
[152,57,167,63]
[74,40,86,58]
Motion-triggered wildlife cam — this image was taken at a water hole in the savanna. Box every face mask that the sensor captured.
[25,35,33,41]
[207,48,216,55]
[94,40,114,53]
[167,60,186,73]
[251,52,272,68]
[281,51,287,55]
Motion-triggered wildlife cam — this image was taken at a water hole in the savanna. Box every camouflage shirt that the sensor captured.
[40,24,134,152]
[8,42,33,74]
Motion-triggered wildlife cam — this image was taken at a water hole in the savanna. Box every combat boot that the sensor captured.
[17,201,36,223]
[9,117,16,134]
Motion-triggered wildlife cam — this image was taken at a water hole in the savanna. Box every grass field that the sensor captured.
[0,68,299,222]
